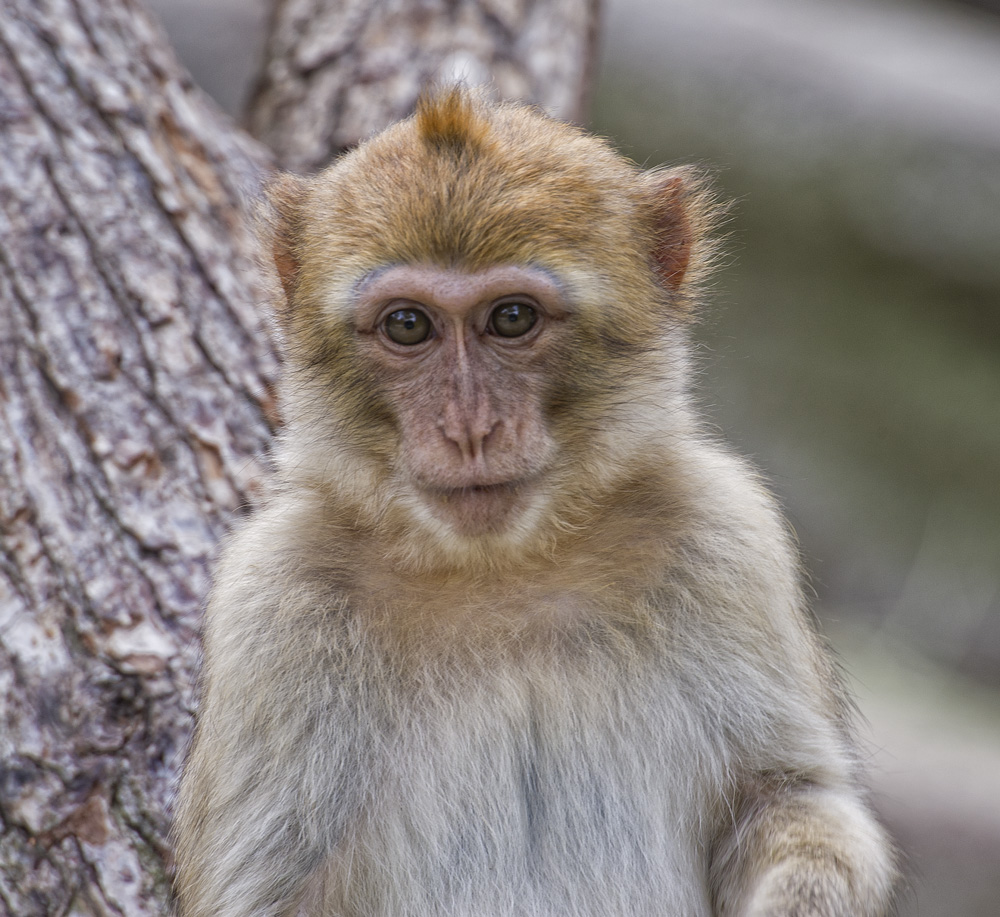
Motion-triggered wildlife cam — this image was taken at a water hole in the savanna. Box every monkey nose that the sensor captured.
[439,408,499,464]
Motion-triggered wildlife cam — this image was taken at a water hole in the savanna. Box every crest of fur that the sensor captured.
[415,85,494,153]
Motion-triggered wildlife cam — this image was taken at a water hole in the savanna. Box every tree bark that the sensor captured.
[246,0,602,172]
[0,0,598,912]
[0,2,278,913]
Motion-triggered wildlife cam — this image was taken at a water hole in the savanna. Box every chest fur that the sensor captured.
[316,652,722,917]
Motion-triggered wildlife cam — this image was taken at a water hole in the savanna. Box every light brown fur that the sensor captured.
[174,88,896,917]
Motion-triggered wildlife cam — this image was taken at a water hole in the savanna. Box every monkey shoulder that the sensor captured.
[652,440,801,609]
[644,442,855,767]
[199,495,364,678]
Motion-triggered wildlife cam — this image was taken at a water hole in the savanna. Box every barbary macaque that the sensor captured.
[174,88,896,917]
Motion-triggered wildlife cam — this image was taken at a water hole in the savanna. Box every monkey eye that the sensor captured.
[384,308,431,345]
[489,302,537,338]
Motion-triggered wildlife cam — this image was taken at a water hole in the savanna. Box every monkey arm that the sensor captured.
[708,778,896,917]
[667,455,897,917]
[692,642,897,917]
[174,728,332,917]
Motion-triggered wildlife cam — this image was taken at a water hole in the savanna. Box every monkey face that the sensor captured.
[352,263,568,537]
[265,89,713,555]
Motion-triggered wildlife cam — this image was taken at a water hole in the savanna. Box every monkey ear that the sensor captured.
[264,172,310,304]
[644,168,712,299]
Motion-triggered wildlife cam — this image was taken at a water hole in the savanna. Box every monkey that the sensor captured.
[173,87,897,917]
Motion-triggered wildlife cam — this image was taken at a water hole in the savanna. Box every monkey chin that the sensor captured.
[419,481,532,538]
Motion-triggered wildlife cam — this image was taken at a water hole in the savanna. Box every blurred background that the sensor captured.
[146,0,1000,912]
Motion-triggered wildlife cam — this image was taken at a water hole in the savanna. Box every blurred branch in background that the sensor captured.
[955,0,1000,15]
[246,0,600,171]
[148,0,600,173]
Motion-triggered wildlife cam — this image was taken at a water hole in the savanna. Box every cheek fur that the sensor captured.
[292,329,398,461]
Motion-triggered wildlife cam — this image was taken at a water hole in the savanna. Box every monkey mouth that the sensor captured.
[456,482,519,497]
[418,480,529,535]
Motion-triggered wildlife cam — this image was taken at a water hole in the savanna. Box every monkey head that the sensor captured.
[265,88,715,558]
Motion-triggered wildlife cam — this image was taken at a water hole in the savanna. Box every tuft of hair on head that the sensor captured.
[415,85,493,154]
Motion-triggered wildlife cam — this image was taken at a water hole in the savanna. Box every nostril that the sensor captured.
[439,417,472,462]
[469,418,499,462]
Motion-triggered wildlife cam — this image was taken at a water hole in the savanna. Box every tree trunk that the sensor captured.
[246,0,602,172]
[0,2,278,913]
[0,0,598,912]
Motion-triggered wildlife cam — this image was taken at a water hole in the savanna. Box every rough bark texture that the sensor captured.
[246,0,602,172]
[0,0,598,912]
[0,2,278,913]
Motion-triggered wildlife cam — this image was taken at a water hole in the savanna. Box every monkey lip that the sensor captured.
[418,480,529,535]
